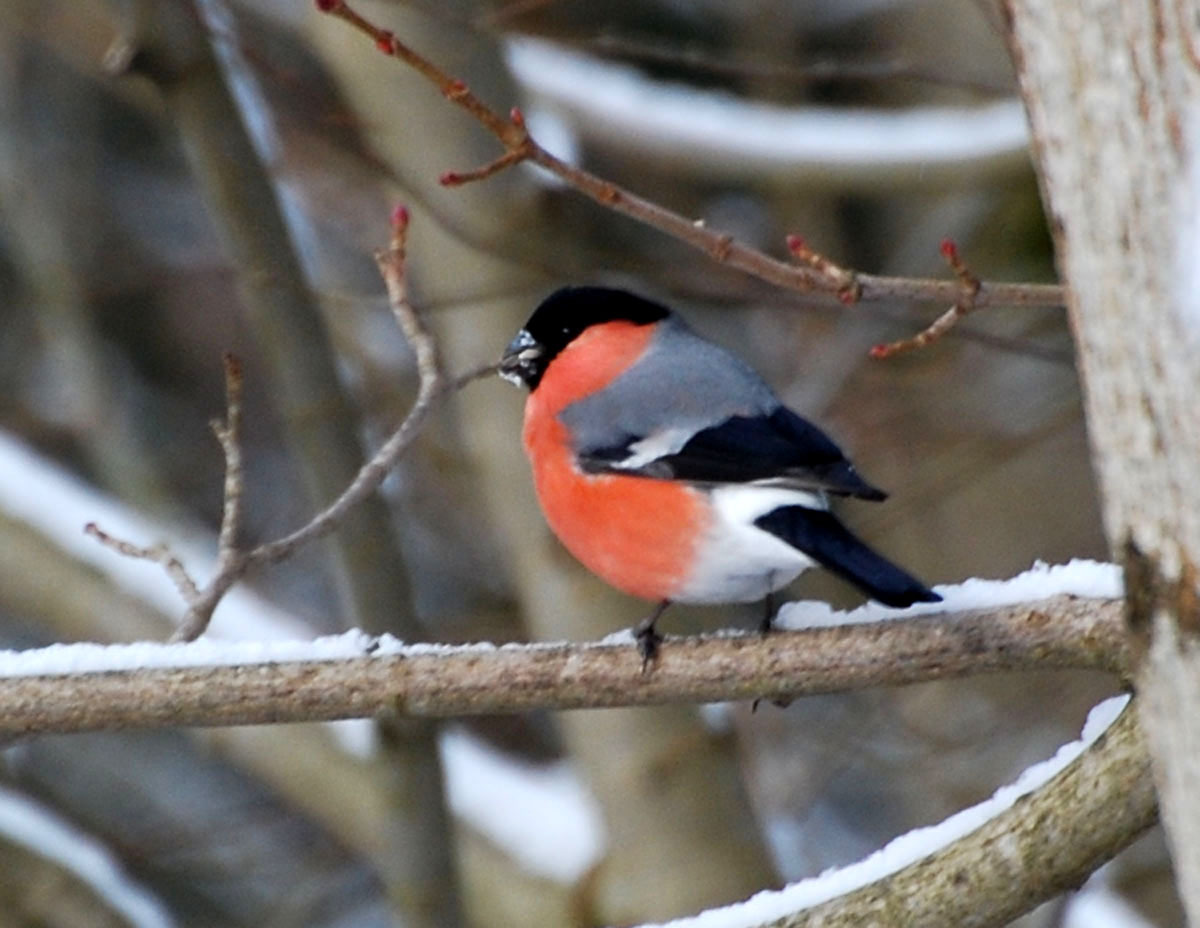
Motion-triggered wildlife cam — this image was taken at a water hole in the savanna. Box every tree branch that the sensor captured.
[0,596,1125,736]
[775,702,1155,927]
[314,0,1065,319]
[868,238,984,358]
[247,204,451,568]
[82,200,490,639]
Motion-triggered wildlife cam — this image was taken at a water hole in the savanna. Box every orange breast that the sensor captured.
[522,321,711,601]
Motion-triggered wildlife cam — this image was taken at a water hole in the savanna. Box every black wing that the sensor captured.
[580,407,887,500]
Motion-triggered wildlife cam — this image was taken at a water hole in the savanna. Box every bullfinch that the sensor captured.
[499,286,941,660]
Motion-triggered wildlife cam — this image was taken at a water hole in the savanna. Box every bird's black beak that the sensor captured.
[499,329,544,389]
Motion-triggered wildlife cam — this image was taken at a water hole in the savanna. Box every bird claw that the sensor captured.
[632,600,670,673]
[634,623,663,673]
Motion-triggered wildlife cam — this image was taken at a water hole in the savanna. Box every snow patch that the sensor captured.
[776,559,1121,630]
[1062,867,1157,928]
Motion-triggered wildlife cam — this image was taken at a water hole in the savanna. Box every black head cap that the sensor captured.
[499,286,670,390]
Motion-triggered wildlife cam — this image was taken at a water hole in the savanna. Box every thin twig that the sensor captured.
[0,596,1128,735]
[869,239,985,358]
[250,205,447,566]
[452,359,502,390]
[787,234,862,303]
[84,523,202,603]
[91,208,472,636]
[314,0,1066,314]
[213,352,245,558]
[170,352,252,641]
[440,145,532,186]
[580,33,1016,96]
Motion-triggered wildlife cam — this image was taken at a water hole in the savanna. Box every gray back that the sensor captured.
[558,315,778,456]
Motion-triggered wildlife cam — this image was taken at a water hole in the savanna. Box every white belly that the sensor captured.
[674,485,824,604]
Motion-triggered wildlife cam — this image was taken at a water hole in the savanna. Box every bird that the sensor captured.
[499,286,941,662]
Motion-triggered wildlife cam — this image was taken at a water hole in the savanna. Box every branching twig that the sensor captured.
[0,595,1128,735]
[870,238,985,358]
[250,204,448,566]
[169,353,250,642]
[314,0,1065,317]
[83,524,201,603]
[89,208,474,640]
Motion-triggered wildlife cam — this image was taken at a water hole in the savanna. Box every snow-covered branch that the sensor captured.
[642,697,1154,928]
[0,590,1124,736]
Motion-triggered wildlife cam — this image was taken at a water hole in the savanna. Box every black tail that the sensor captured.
[754,506,941,607]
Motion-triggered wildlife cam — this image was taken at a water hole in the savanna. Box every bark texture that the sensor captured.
[1007,0,1200,917]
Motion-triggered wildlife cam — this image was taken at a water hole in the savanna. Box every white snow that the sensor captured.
[0,784,175,928]
[0,629,392,677]
[775,558,1122,629]
[505,38,1030,187]
[0,555,1120,681]
[440,728,606,882]
[637,694,1131,928]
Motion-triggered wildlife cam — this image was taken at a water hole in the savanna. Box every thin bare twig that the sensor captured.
[440,145,532,186]
[452,359,502,389]
[0,596,1128,735]
[314,0,1065,315]
[580,33,1016,97]
[170,353,250,642]
[84,523,202,603]
[251,205,446,566]
[213,352,245,558]
[869,239,985,358]
[786,234,862,303]
[90,208,473,638]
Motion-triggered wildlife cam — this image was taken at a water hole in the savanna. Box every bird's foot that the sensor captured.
[633,600,671,673]
[634,623,663,672]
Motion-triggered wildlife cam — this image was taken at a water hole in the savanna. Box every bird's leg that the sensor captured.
[759,573,778,634]
[753,577,792,710]
[633,600,670,671]
[760,591,776,634]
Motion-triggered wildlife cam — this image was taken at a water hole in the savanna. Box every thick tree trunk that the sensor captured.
[1006,0,1200,919]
